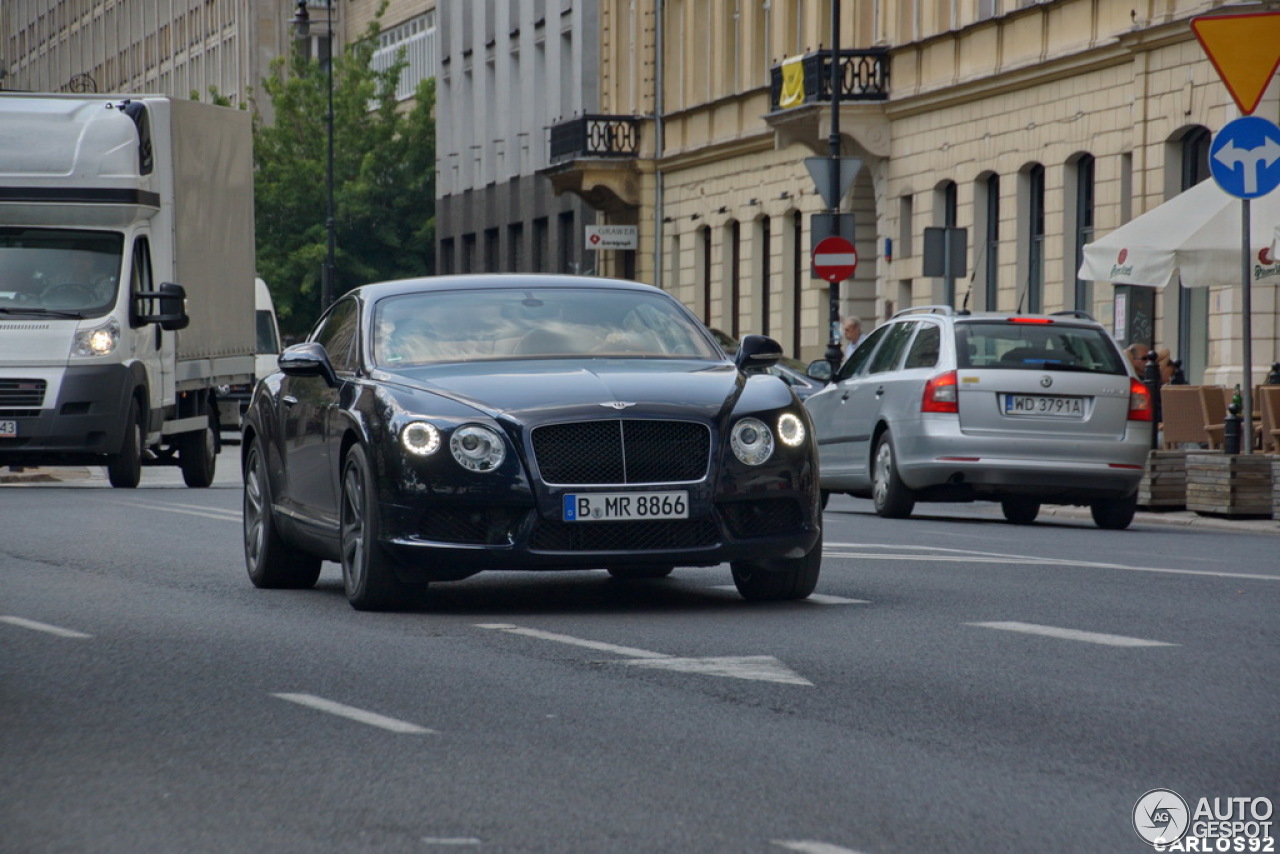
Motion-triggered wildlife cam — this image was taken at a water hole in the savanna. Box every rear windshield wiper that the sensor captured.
[0,306,86,319]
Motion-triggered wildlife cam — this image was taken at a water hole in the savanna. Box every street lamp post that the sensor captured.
[292,0,337,311]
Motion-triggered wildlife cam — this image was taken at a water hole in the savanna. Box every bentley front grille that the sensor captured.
[531,419,710,486]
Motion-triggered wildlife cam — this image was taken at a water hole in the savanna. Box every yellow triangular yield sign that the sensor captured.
[1192,12,1280,115]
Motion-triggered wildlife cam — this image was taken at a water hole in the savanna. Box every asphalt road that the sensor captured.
[2,453,1277,853]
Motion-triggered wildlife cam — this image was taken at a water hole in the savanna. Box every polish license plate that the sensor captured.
[1004,395,1084,417]
[563,491,688,522]
[0,420,15,438]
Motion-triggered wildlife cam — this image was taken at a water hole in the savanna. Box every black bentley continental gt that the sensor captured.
[240,274,822,610]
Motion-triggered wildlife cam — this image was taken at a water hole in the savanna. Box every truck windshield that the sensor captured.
[0,228,124,318]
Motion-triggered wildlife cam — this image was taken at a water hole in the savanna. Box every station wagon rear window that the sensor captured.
[955,321,1126,374]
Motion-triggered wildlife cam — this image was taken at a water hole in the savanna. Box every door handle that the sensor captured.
[874,386,886,397]
[282,395,298,406]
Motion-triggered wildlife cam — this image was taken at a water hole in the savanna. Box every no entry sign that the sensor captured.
[812,235,858,282]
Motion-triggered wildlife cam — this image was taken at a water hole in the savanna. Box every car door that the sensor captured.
[279,297,359,527]
[845,320,918,479]
[804,324,891,481]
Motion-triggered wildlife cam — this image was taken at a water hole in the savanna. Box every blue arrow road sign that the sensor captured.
[1210,116,1280,199]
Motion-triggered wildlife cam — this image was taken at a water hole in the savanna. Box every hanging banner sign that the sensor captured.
[585,225,638,250]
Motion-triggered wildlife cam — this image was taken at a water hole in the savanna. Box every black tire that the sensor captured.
[871,432,915,518]
[243,441,321,588]
[730,530,822,602]
[1001,499,1041,525]
[341,444,411,611]
[606,566,674,580]
[107,398,143,489]
[179,414,218,488]
[820,490,831,510]
[1091,493,1138,530]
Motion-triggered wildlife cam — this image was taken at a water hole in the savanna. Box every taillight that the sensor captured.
[1128,377,1153,421]
[922,370,959,413]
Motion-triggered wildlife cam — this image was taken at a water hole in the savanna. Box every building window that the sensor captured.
[759,216,772,337]
[898,194,914,258]
[937,180,958,306]
[1073,155,1095,312]
[557,211,575,274]
[508,223,524,271]
[1024,163,1045,314]
[729,220,741,339]
[792,211,803,358]
[983,174,1000,311]
[701,226,712,325]
[533,217,548,272]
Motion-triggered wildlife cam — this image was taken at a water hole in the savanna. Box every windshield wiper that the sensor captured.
[0,306,86,318]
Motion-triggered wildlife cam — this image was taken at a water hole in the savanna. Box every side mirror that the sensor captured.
[133,282,189,330]
[734,334,783,373]
[278,342,339,387]
[806,359,833,382]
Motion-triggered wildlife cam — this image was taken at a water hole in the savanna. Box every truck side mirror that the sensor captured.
[133,282,189,330]
[278,342,339,387]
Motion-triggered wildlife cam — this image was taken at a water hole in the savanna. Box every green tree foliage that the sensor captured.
[252,8,435,336]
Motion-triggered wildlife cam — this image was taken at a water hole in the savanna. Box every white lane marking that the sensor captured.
[621,655,813,686]
[967,621,1177,647]
[0,615,92,638]
[475,623,812,685]
[774,841,870,854]
[271,693,436,733]
[421,838,482,847]
[824,543,1278,582]
[711,586,869,604]
[117,500,240,522]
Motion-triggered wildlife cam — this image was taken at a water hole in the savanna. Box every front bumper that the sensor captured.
[0,364,134,465]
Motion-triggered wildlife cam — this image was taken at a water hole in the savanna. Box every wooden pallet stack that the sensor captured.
[1186,452,1274,518]
[1138,450,1189,509]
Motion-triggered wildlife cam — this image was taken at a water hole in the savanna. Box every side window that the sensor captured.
[902,323,941,369]
[129,237,153,327]
[835,324,890,381]
[311,297,360,373]
[867,321,917,374]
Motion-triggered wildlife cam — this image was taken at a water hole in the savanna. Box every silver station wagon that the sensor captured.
[804,306,1154,529]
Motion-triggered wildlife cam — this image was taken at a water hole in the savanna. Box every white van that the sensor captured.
[218,277,279,440]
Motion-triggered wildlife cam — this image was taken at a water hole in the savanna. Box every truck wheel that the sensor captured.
[107,399,143,489]
[179,414,218,488]
[242,440,321,588]
[730,530,822,601]
[341,444,411,611]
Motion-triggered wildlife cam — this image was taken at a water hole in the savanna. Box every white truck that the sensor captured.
[0,94,256,487]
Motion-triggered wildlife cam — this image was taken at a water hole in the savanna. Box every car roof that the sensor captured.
[351,273,667,301]
[889,306,1103,330]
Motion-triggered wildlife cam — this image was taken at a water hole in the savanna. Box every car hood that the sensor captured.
[378,359,746,422]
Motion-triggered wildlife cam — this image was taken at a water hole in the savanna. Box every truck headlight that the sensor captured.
[72,318,121,358]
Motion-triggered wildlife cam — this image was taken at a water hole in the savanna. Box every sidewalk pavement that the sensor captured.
[4,462,1278,535]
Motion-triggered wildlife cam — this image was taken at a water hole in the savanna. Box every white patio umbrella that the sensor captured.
[1079,177,1280,452]
[1078,177,1280,288]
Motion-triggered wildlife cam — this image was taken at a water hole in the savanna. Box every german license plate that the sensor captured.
[0,420,15,438]
[563,491,688,522]
[1004,395,1083,417]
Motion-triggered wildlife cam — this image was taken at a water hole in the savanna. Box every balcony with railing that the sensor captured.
[543,114,642,212]
[766,49,891,156]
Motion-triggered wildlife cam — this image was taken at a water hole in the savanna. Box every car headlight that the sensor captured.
[730,417,774,466]
[400,421,442,457]
[450,424,506,472]
[71,317,120,358]
[777,412,806,447]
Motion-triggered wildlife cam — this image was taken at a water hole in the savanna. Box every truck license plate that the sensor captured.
[0,420,15,438]
[1004,395,1083,417]
[563,491,688,522]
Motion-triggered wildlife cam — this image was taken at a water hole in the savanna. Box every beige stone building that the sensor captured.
[549,0,1279,385]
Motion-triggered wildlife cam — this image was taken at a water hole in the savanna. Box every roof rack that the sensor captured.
[891,305,958,318]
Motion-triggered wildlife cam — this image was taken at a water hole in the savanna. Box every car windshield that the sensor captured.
[372,286,722,367]
[955,320,1127,374]
[0,228,123,317]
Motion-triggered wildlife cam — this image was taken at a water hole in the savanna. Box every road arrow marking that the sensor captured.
[774,841,870,854]
[620,655,813,686]
[475,623,812,686]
